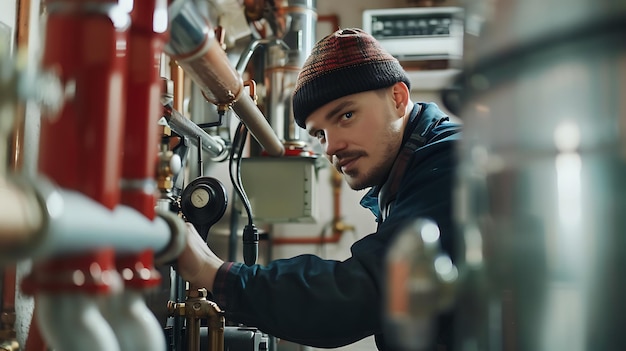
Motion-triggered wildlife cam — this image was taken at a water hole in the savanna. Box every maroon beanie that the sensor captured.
[292,28,411,129]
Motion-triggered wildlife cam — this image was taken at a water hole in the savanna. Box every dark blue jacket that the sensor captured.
[212,102,462,349]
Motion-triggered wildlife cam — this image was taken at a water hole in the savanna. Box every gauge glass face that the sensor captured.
[191,188,210,208]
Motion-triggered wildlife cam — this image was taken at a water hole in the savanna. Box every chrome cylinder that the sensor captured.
[265,0,317,143]
[454,1,626,350]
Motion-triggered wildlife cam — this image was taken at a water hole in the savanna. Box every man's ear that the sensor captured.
[391,81,410,116]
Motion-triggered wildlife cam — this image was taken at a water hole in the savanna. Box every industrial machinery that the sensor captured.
[3,0,625,350]
[0,0,317,350]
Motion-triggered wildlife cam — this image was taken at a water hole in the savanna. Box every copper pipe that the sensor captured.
[244,0,265,21]
[169,288,225,351]
[11,0,32,173]
[170,61,185,115]
[9,105,24,172]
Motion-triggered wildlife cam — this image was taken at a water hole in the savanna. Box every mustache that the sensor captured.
[332,150,367,171]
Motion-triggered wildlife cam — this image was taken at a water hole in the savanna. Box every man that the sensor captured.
[177,28,462,350]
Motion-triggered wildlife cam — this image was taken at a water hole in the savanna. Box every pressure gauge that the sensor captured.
[190,187,211,208]
[180,177,228,240]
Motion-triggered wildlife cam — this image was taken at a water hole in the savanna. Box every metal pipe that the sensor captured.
[121,0,169,219]
[1,177,186,263]
[105,290,165,351]
[36,294,121,351]
[162,103,227,158]
[264,0,317,144]
[104,251,165,351]
[232,92,285,157]
[168,287,225,351]
[38,0,130,209]
[165,0,284,157]
[24,249,123,351]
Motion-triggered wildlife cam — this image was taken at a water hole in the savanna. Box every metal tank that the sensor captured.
[264,0,317,147]
[454,0,626,350]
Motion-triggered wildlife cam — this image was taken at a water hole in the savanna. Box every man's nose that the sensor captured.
[324,131,347,158]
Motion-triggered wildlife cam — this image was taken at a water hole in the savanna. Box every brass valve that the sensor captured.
[168,288,225,351]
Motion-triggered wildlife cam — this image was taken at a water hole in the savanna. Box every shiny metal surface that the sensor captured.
[454,1,626,350]
[265,0,317,143]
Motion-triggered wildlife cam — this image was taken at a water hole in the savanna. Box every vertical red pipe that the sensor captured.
[121,0,169,219]
[38,0,129,209]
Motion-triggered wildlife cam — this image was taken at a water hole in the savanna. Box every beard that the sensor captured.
[335,132,401,191]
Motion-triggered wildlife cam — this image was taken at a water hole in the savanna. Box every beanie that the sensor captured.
[292,28,411,129]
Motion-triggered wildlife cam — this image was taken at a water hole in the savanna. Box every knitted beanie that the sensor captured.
[292,28,411,128]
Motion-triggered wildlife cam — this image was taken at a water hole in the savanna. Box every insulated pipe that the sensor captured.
[232,93,285,156]
[1,177,186,263]
[165,0,284,157]
[106,291,165,351]
[36,294,121,351]
[104,251,166,351]
[25,249,123,351]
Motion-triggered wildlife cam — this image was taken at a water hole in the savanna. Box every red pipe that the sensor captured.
[38,0,129,209]
[121,0,168,219]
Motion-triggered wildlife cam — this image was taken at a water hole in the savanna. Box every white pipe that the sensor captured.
[19,177,186,261]
[37,294,121,351]
[103,290,166,351]
[232,92,286,157]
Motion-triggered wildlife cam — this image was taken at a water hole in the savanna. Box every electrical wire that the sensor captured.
[229,121,260,266]
[229,121,253,226]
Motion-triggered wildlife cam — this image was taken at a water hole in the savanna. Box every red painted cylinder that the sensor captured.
[38,1,129,209]
[121,0,169,219]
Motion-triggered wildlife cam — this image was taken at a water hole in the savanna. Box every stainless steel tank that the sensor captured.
[454,1,626,350]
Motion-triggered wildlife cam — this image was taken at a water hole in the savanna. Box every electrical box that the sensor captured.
[362,7,464,62]
[240,157,318,223]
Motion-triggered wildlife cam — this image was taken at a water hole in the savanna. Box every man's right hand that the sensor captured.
[176,222,225,291]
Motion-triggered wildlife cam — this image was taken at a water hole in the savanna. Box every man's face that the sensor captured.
[305,87,406,190]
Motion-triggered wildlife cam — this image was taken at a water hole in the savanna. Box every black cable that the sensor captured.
[228,121,259,266]
[229,122,253,225]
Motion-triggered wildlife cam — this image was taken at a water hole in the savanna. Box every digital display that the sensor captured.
[370,13,455,39]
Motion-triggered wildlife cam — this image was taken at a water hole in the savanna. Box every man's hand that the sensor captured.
[176,222,224,291]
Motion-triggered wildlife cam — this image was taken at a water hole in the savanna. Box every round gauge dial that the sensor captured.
[190,187,211,208]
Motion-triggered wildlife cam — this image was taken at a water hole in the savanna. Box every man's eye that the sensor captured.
[341,112,353,120]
